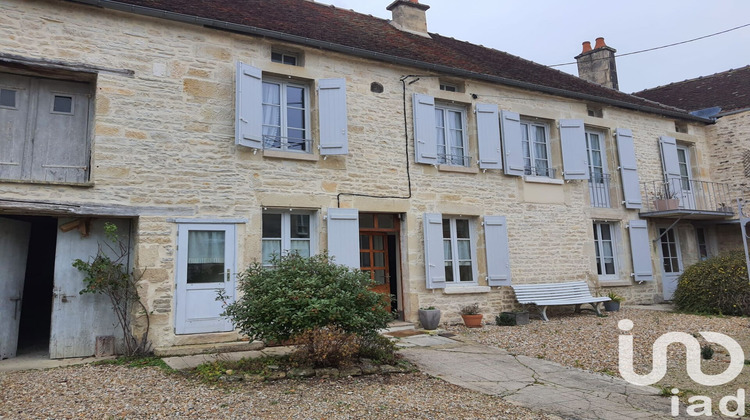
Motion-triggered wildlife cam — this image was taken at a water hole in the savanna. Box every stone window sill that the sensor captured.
[263,149,318,162]
[443,286,491,294]
[0,178,94,188]
[523,175,564,185]
[438,164,479,174]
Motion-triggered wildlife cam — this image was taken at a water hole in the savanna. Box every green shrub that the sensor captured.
[293,326,360,368]
[673,250,750,316]
[220,252,393,343]
[357,334,398,365]
[701,344,714,360]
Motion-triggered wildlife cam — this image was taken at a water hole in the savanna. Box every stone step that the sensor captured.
[382,321,417,334]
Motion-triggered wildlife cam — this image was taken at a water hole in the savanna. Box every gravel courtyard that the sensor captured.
[0,364,558,419]
[449,307,750,402]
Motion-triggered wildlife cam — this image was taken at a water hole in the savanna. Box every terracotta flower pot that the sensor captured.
[461,314,483,328]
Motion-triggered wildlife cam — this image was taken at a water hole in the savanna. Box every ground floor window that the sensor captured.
[593,222,618,279]
[696,227,710,261]
[442,217,475,283]
[262,212,314,265]
[659,227,680,273]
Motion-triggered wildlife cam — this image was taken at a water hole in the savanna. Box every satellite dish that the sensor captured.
[690,106,722,119]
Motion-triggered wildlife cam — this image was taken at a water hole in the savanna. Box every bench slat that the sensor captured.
[511,281,610,321]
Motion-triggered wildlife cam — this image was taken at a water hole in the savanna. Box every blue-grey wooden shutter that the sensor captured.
[658,135,682,197]
[484,215,511,286]
[423,213,446,289]
[235,62,263,149]
[413,94,438,165]
[628,219,654,281]
[615,128,642,209]
[559,119,589,180]
[500,110,524,176]
[476,103,502,170]
[327,208,359,269]
[318,78,348,155]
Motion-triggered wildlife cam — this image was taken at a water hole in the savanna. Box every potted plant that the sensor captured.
[496,310,529,326]
[603,291,624,312]
[459,303,483,328]
[653,188,679,211]
[418,306,441,330]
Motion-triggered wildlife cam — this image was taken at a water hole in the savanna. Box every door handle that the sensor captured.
[226,269,231,282]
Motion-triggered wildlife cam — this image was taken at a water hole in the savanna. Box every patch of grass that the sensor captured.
[94,356,172,371]
[193,355,297,382]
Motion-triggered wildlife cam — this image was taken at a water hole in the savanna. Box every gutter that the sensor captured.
[65,0,712,124]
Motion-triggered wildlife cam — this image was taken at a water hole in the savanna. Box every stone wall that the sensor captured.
[0,0,726,346]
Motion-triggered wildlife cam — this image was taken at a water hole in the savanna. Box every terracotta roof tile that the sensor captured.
[634,66,750,113]
[94,0,701,119]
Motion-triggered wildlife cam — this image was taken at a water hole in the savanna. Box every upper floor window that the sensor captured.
[586,129,611,208]
[261,211,315,266]
[236,62,348,156]
[521,121,552,177]
[0,72,92,183]
[439,83,457,92]
[435,104,468,166]
[442,217,475,283]
[271,51,299,66]
[262,79,310,152]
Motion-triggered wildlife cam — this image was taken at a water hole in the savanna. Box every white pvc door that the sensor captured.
[175,224,236,335]
[50,219,127,358]
[0,218,31,359]
[658,227,683,300]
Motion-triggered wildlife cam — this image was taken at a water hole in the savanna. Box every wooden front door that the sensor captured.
[0,218,31,359]
[359,232,390,296]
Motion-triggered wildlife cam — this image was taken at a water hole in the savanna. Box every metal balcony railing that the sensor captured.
[524,165,557,178]
[438,153,472,167]
[589,173,612,208]
[641,178,734,215]
[263,135,313,152]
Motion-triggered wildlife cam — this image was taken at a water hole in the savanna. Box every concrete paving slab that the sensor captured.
[0,353,114,373]
[400,340,682,419]
[396,334,458,347]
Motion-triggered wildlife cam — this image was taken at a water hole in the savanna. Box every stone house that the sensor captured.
[0,0,739,359]
[634,66,750,252]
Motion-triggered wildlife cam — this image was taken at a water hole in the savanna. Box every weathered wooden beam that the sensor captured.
[0,52,134,78]
[0,198,195,217]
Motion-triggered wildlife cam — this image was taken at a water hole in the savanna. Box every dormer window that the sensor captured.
[271,51,299,66]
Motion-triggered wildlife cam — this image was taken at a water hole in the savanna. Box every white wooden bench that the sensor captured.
[511,281,611,321]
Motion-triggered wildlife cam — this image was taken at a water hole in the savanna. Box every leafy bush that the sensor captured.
[701,344,714,360]
[220,252,393,343]
[357,334,398,365]
[673,250,750,316]
[293,326,360,368]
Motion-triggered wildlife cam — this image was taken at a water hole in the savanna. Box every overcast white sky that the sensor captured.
[318,0,750,93]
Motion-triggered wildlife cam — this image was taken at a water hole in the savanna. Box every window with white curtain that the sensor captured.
[262,78,310,152]
[262,211,315,265]
[521,120,552,177]
[593,222,618,280]
[442,217,475,283]
[435,104,468,166]
[186,230,226,283]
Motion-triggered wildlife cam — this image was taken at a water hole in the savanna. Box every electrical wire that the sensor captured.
[548,23,750,67]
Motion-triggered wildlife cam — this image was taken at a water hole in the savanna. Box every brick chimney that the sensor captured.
[387,0,431,38]
[575,37,619,90]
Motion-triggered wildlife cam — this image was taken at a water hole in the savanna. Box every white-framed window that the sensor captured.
[442,217,476,283]
[262,211,316,265]
[593,222,618,280]
[271,51,299,66]
[439,83,457,92]
[435,104,469,166]
[521,120,552,177]
[262,78,310,152]
[586,128,611,207]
